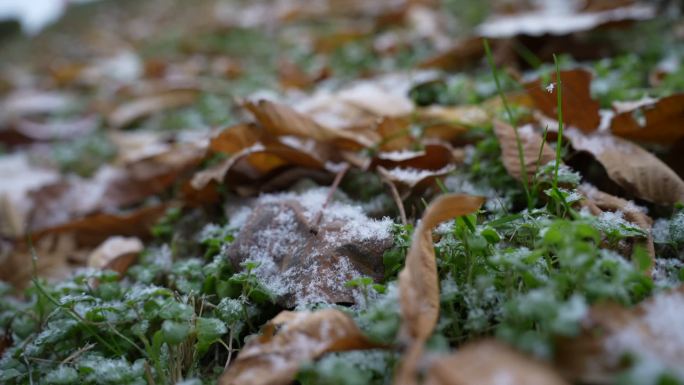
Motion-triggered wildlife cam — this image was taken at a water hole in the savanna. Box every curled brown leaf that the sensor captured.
[493,120,556,182]
[396,194,485,385]
[610,93,684,144]
[425,340,569,385]
[555,286,684,383]
[566,129,684,205]
[221,309,377,385]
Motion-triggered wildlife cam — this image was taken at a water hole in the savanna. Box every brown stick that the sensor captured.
[310,163,351,234]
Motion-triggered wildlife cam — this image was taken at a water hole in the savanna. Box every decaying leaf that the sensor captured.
[425,340,569,385]
[244,99,375,148]
[526,69,600,133]
[33,204,168,247]
[396,194,485,385]
[555,286,684,383]
[566,128,684,205]
[579,185,655,272]
[477,3,655,38]
[610,93,684,144]
[221,309,377,385]
[225,189,393,307]
[419,37,484,71]
[0,153,59,237]
[87,236,144,275]
[0,234,85,289]
[107,89,199,129]
[493,120,556,182]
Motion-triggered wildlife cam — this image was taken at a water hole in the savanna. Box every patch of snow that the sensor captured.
[377,150,425,162]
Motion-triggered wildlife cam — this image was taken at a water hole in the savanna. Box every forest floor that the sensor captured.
[1,1,684,384]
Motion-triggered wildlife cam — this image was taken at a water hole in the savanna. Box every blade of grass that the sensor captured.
[483,39,533,209]
[552,54,564,191]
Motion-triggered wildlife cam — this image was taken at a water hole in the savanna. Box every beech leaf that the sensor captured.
[566,129,684,204]
[396,194,485,385]
[425,340,569,385]
[610,93,684,144]
[526,69,600,133]
[220,309,377,385]
[493,120,556,182]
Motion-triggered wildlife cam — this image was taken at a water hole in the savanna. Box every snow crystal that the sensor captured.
[545,82,555,93]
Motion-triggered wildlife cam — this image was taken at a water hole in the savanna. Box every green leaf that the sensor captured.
[162,320,192,345]
[196,317,227,355]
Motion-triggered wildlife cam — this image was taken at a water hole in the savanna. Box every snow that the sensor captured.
[377,150,426,162]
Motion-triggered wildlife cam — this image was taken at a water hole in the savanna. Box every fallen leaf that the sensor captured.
[526,69,600,134]
[0,153,59,237]
[555,286,684,383]
[225,189,393,307]
[221,309,377,385]
[87,236,144,275]
[0,234,84,289]
[191,141,329,190]
[579,185,655,272]
[493,120,556,182]
[477,3,655,38]
[0,115,98,145]
[610,93,684,144]
[33,204,168,247]
[377,165,454,197]
[244,99,375,148]
[566,128,684,204]
[108,89,199,129]
[371,142,455,172]
[419,37,484,71]
[425,339,569,385]
[396,194,485,385]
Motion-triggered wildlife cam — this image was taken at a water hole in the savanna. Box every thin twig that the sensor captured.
[376,166,408,225]
[224,329,234,370]
[61,343,96,365]
[310,163,350,234]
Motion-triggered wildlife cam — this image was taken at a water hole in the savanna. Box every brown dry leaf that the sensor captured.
[191,141,328,190]
[371,142,454,172]
[0,234,85,289]
[0,115,98,145]
[87,236,144,275]
[419,37,484,71]
[396,194,485,385]
[610,94,684,144]
[377,165,454,198]
[209,123,262,155]
[244,99,375,148]
[28,140,201,233]
[425,340,569,385]
[375,116,415,152]
[566,129,684,204]
[493,120,556,182]
[33,204,168,247]
[477,3,654,38]
[555,286,684,383]
[526,69,600,133]
[108,89,199,129]
[579,185,655,272]
[221,308,377,385]
[225,192,392,307]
